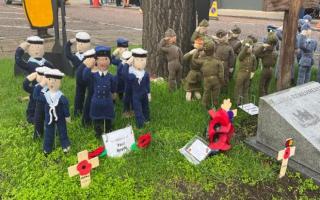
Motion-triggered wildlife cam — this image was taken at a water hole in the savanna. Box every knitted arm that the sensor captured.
[65,41,81,67]
[61,96,70,118]
[22,78,33,94]
[82,65,92,82]
[146,73,151,94]
[159,39,170,53]
[238,46,249,61]
[15,47,28,71]
[111,55,122,66]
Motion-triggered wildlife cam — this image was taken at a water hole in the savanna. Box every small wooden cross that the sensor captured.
[68,150,99,188]
[277,138,296,179]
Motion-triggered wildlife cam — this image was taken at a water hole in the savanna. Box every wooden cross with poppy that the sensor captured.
[68,150,99,188]
[277,138,296,179]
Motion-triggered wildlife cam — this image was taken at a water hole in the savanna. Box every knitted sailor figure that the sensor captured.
[65,32,91,116]
[80,49,96,126]
[41,69,71,155]
[121,51,135,118]
[15,36,53,75]
[126,48,151,128]
[33,66,50,139]
[112,38,130,100]
[83,46,116,138]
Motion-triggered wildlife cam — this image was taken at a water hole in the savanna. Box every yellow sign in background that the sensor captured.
[23,0,54,28]
[209,1,218,18]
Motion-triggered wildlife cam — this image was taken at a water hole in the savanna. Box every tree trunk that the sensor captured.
[277,0,304,90]
[141,0,196,78]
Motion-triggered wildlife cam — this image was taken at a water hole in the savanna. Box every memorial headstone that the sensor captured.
[247,82,320,183]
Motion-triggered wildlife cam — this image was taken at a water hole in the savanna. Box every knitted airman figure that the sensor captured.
[234,39,257,105]
[255,32,278,97]
[159,28,183,92]
[193,38,224,108]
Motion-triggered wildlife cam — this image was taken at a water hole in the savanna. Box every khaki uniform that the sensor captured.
[159,38,183,91]
[191,19,209,42]
[234,44,257,105]
[193,52,224,108]
[215,42,235,83]
[183,51,203,92]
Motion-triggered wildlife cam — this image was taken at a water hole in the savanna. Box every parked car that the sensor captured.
[4,0,22,5]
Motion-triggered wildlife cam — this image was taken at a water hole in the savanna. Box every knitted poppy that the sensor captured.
[77,160,92,176]
[284,147,291,159]
[88,146,105,159]
[137,133,152,149]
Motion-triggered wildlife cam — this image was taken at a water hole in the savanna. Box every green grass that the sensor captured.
[0,58,319,199]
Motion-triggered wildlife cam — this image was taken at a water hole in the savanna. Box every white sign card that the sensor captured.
[102,126,135,157]
[179,136,210,165]
[238,103,259,115]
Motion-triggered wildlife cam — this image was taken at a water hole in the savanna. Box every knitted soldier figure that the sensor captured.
[234,39,257,105]
[65,32,91,117]
[15,36,53,75]
[33,66,50,139]
[193,39,224,108]
[42,69,71,155]
[191,19,209,43]
[255,32,278,97]
[80,49,96,126]
[297,24,317,85]
[126,48,151,128]
[159,28,183,92]
[184,38,204,101]
[112,38,129,100]
[214,30,235,84]
[228,25,242,56]
[83,46,116,138]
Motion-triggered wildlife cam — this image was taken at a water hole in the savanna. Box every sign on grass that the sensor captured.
[180,136,210,165]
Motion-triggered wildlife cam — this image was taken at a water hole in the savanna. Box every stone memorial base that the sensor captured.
[247,82,320,184]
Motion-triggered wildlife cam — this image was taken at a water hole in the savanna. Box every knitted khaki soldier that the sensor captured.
[228,25,242,55]
[159,28,183,92]
[255,32,278,97]
[193,38,224,108]
[191,19,209,42]
[183,37,205,101]
[234,39,257,105]
[214,30,235,84]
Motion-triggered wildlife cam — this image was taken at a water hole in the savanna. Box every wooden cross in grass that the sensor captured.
[277,138,296,178]
[68,150,99,188]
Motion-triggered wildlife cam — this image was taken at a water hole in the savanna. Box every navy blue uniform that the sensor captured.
[112,56,126,100]
[83,67,116,135]
[23,78,37,124]
[33,84,48,138]
[39,91,71,153]
[65,42,87,116]
[127,70,150,128]
[15,47,53,74]
[122,63,133,113]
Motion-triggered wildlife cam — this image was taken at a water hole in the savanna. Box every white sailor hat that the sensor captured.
[121,51,132,60]
[83,49,96,58]
[27,36,44,44]
[76,32,91,43]
[36,66,51,75]
[44,69,65,79]
[131,48,148,58]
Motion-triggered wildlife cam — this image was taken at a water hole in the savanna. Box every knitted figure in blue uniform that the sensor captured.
[41,69,71,155]
[112,38,129,100]
[126,48,151,128]
[297,24,317,85]
[33,66,50,139]
[80,49,96,126]
[65,32,91,117]
[83,46,117,138]
[15,36,53,75]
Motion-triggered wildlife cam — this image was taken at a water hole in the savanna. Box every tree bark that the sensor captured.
[141,0,196,78]
[277,0,304,90]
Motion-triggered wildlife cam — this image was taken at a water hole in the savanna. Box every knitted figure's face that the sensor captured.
[168,36,177,45]
[47,78,61,92]
[77,42,91,53]
[199,27,208,34]
[133,57,147,70]
[118,47,128,57]
[28,44,44,58]
[96,56,110,72]
[194,40,204,50]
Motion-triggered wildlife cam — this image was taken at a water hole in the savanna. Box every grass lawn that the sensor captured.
[0,58,319,199]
